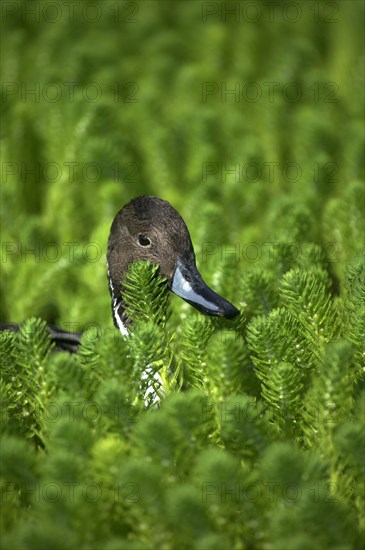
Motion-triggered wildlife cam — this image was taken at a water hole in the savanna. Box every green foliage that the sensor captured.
[123,261,170,328]
[342,252,365,375]
[280,267,342,344]
[1,1,364,548]
[123,262,177,406]
[247,307,315,382]
[240,268,279,318]
[301,341,356,451]
[0,318,52,445]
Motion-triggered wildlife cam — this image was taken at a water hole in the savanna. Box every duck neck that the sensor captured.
[107,264,130,336]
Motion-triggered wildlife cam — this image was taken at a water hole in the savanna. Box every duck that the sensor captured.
[1,196,239,349]
[107,195,239,335]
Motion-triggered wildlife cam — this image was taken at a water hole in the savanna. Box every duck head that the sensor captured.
[107,196,239,331]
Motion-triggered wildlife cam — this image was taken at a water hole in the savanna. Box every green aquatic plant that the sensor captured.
[1,1,364,548]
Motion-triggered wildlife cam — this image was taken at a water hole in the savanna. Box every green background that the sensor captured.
[1,0,363,328]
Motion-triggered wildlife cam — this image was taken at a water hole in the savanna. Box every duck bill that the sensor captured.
[170,259,239,319]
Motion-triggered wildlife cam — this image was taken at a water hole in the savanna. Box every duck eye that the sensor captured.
[138,234,151,247]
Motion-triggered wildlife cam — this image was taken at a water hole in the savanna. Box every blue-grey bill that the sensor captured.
[170,260,239,319]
